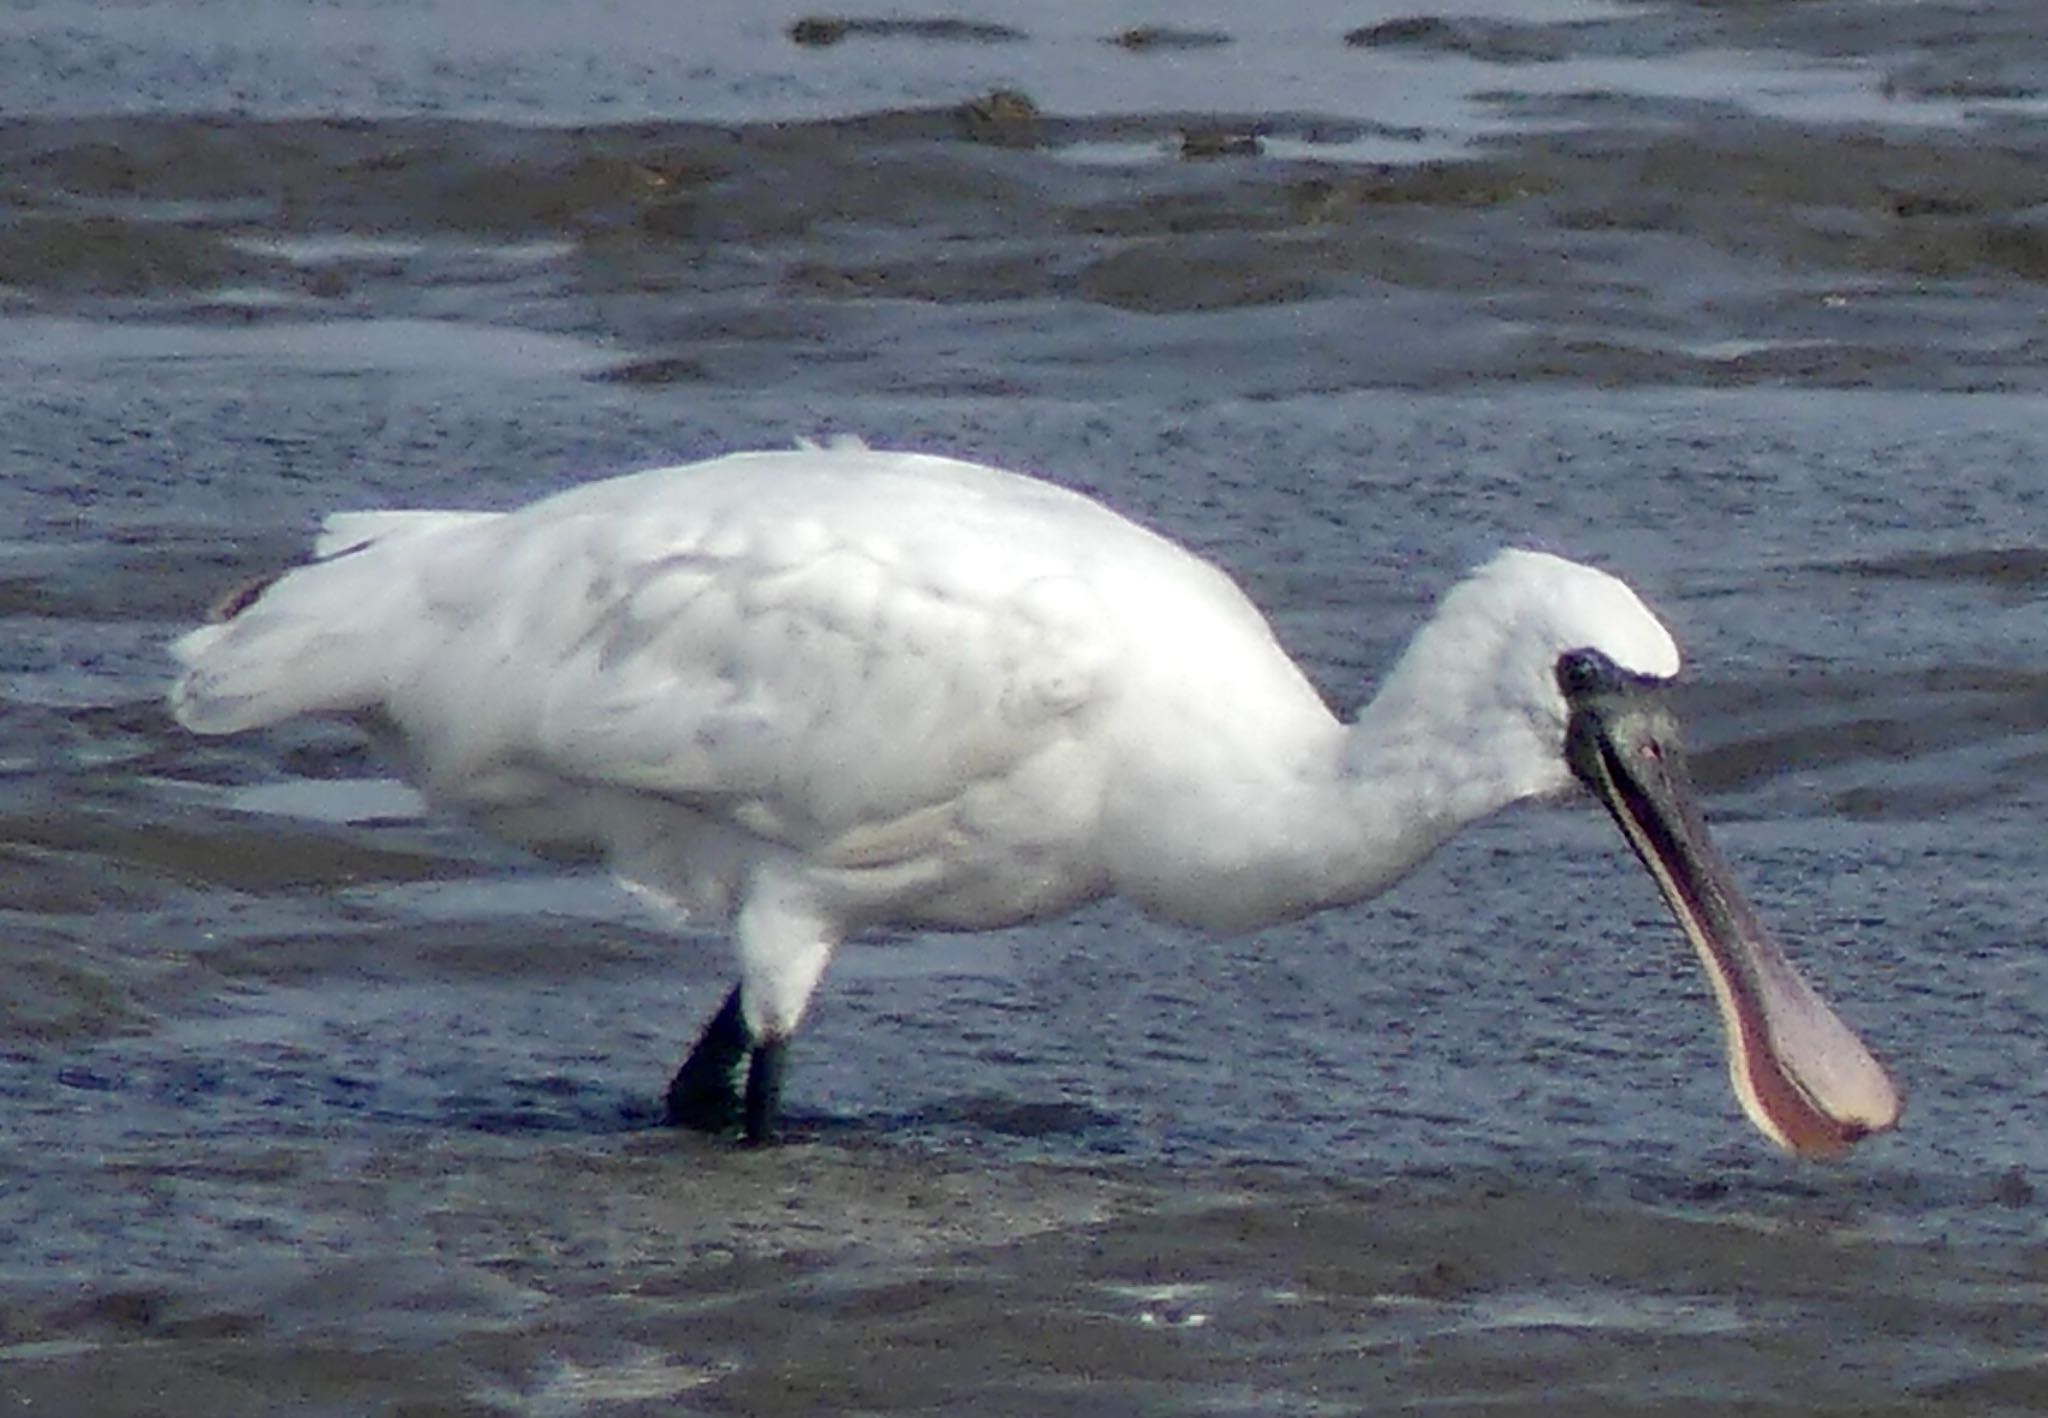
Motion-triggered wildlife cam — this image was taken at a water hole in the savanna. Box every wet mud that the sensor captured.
[5,1146,2047,1416]
[4,26,2048,395]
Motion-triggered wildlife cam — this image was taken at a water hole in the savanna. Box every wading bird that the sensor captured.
[169,444,1901,1153]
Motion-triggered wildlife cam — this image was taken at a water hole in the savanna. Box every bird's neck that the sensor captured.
[1331,685,1551,884]
[1106,604,1566,935]
[1135,665,1560,936]
[1309,599,1567,903]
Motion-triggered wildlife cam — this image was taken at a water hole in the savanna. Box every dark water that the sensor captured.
[8,1,2048,1412]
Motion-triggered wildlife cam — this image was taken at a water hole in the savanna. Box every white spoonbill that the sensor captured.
[168,443,1901,1154]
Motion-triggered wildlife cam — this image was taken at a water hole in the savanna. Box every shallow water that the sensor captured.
[8,1,2048,1413]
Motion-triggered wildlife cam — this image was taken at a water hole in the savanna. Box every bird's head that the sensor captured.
[1441,548,1681,777]
[1413,548,1903,1159]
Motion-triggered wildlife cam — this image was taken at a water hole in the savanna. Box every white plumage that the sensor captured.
[169,442,1900,1152]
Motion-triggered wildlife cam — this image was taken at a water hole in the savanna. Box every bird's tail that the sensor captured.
[168,509,495,734]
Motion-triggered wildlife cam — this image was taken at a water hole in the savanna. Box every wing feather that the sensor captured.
[524,530,1114,853]
[330,484,1112,868]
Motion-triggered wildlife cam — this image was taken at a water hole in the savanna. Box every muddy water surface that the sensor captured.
[7,1,2048,1413]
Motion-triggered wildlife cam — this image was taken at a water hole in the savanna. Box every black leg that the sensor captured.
[742,1038,787,1146]
[665,985,749,1133]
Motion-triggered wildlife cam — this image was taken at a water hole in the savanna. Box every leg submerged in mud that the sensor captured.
[666,985,750,1134]
[666,985,793,1144]
[743,1037,787,1146]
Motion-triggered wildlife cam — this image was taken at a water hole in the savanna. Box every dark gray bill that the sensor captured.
[1563,665,1902,1158]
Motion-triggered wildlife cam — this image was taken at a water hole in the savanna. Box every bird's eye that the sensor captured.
[1555,647,1618,698]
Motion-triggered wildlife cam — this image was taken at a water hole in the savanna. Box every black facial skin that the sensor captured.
[1556,645,1664,705]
